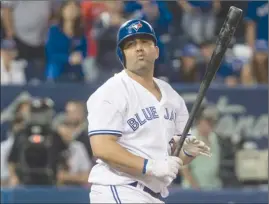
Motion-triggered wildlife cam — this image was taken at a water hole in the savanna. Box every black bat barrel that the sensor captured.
[172,6,242,157]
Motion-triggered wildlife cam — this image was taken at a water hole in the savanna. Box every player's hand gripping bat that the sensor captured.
[173,6,243,157]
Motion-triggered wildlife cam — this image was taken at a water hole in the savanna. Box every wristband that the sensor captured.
[183,149,194,158]
[142,159,148,174]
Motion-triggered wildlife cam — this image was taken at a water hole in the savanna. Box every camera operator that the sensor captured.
[8,98,67,186]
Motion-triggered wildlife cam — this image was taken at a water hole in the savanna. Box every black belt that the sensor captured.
[128,181,161,199]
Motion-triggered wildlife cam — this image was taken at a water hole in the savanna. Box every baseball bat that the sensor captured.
[173,6,243,157]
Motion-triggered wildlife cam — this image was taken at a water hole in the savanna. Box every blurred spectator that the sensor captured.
[215,50,243,87]
[45,0,87,83]
[80,1,107,83]
[245,1,268,49]
[53,100,92,161]
[1,1,55,84]
[164,1,184,36]
[10,99,32,132]
[198,39,242,86]
[181,105,222,190]
[1,39,26,85]
[178,0,221,45]
[169,44,201,83]
[81,0,107,58]
[218,63,242,87]
[0,91,32,142]
[232,44,253,85]
[197,39,215,73]
[91,1,126,83]
[251,40,268,84]
[57,128,92,186]
[241,40,268,85]
[1,100,30,187]
[52,100,92,185]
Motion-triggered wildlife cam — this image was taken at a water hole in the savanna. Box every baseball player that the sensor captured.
[87,19,211,203]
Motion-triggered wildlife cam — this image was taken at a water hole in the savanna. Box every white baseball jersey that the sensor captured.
[86,70,191,195]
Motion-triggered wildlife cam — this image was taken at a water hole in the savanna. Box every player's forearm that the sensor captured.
[90,136,145,176]
[108,163,143,176]
[98,144,145,176]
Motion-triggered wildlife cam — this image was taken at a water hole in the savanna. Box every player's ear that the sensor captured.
[154,46,159,60]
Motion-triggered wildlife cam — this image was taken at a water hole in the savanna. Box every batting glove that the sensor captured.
[143,156,183,181]
[183,137,211,157]
[158,175,175,187]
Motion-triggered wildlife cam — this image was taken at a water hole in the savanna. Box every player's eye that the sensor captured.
[141,39,149,43]
[124,41,135,49]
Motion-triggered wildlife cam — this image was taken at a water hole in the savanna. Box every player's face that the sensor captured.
[122,36,159,74]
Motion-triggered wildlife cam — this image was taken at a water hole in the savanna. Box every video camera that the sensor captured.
[18,97,57,185]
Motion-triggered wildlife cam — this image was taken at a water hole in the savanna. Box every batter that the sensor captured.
[87,19,211,203]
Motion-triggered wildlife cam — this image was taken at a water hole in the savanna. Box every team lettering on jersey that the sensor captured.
[127,107,176,131]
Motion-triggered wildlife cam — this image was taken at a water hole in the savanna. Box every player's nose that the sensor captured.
[135,41,143,52]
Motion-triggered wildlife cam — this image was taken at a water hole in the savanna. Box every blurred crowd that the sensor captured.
[1,0,268,190]
[0,0,268,86]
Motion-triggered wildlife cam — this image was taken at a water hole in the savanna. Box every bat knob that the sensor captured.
[216,6,243,46]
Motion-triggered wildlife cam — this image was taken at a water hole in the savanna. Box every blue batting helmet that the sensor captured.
[116,19,157,66]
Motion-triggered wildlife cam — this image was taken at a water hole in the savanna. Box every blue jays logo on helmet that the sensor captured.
[116,19,157,67]
[129,21,143,32]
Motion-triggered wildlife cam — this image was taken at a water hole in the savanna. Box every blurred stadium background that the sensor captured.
[0,0,268,203]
